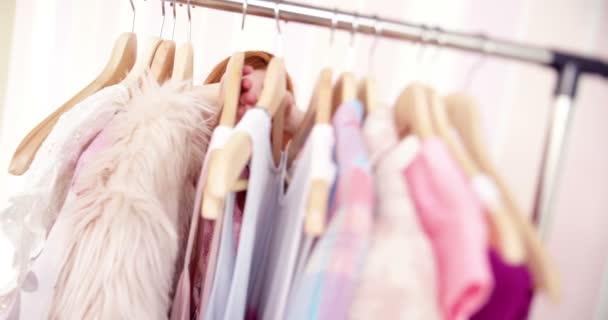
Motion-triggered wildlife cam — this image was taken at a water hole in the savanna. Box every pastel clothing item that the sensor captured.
[468,175,534,319]
[260,125,337,320]
[201,169,247,315]
[9,120,122,319]
[350,106,441,319]
[287,100,374,320]
[230,109,287,320]
[48,78,217,320]
[203,108,286,320]
[202,192,239,320]
[471,250,533,320]
[403,137,493,320]
[170,126,232,320]
[7,190,77,320]
[0,84,129,317]
[198,195,240,318]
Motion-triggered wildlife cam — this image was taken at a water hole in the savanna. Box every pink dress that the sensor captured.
[403,137,493,320]
[349,106,441,319]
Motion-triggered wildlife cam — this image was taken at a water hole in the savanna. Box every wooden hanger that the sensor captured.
[202,57,287,220]
[358,77,377,115]
[219,52,245,126]
[286,68,332,167]
[281,68,333,235]
[331,72,357,112]
[172,42,193,81]
[424,86,525,264]
[123,36,163,86]
[444,93,561,300]
[150,40,175,83]
[393,82,434,140]
[304,69,358,236]
[200,52,245,219]
[170,0,193,82]
[8,32,137,175]
[260,57,287,167]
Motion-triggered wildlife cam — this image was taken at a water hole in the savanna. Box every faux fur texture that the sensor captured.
[49,77,217,320]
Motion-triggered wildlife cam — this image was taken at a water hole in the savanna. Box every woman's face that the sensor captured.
[237,66,266,120]
[219,64,296,127]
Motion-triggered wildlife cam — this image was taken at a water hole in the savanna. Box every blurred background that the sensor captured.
[0,0,607,318]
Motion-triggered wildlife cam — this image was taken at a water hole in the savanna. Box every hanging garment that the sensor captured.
[202,192,239,320]
[47,78,217,320]
[471,250,533,320]
[8,129,119,320]
[403,137,493,320]
[229,108,287,320]
[349,106,441,319]
[287,100,374,320]
[468,176,534,320]
[202,107,287,320]
[198,182,243,319]
[260,124,337,320]
[0,84,130,318]
[170,125,233,320]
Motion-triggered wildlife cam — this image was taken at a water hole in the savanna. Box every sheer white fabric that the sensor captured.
[0,84,130,316]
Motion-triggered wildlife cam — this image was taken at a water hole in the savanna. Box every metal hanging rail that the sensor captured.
[176,0,608,78]
[174,0,607,237]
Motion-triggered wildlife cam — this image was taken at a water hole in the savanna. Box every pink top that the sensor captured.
[403,137,493,320]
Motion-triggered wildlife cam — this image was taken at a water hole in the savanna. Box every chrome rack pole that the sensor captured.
[177,0,556,66]
[533,63,580,237]
[177,0,608,76]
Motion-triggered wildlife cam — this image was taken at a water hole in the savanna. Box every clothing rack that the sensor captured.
[176,0,608,238]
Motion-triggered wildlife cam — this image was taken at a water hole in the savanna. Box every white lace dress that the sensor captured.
[0,84,130,317]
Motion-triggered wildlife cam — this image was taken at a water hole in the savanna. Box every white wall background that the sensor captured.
[0,0,607,318]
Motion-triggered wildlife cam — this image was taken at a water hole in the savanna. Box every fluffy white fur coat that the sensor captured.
[49,78,216,320]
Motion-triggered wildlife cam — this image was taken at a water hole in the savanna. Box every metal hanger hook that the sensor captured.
[172,0,177,40]
[350,12,359,48]
[368,15,382,73]
[414,25,431,81]
[241,0,248,31]
[430,27,445,66]
[428,26,445,84]
[274,0,282,34]
[329,8,338,47]
[416,25,430,65]
[187,0,192,41]
[274,0,284,57]
[129,0,136,32]
[160,0,166,37]
[464,34,490,90]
